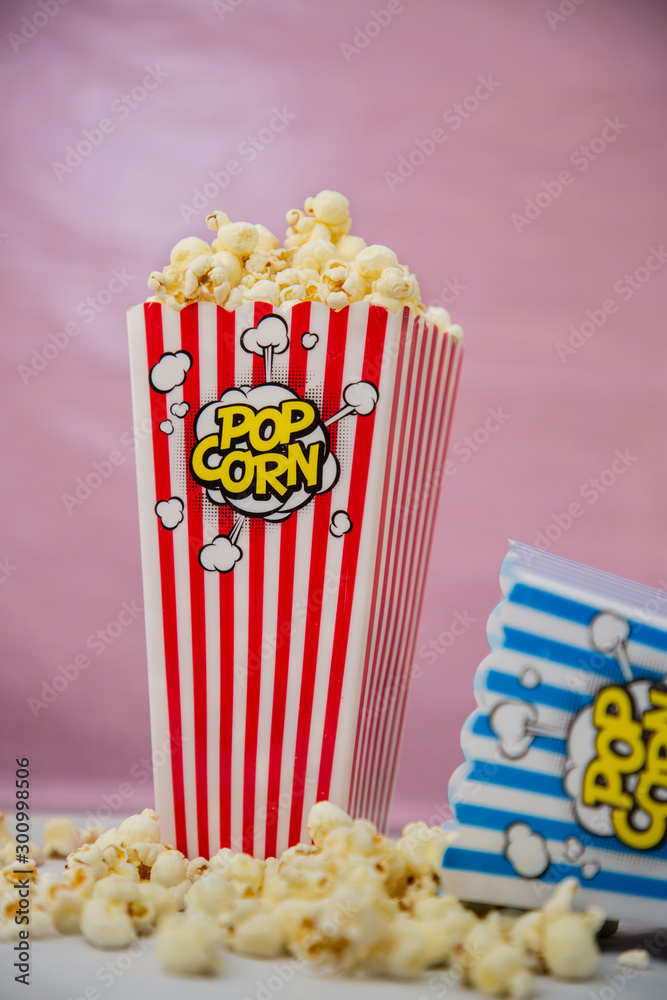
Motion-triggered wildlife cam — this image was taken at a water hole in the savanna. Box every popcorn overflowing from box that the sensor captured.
[127,190,464,860]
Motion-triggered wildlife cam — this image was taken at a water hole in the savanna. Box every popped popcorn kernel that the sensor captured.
[214,221,259,257]
[231,909,285,957]
[618,948,650,970]
[307,800,353,849]
[155,912,224,975]
[130,882,178,934]
[469,944,534,998]
[169,237,212,268]
[423,305,452,332]
[542,914,599,979]
[187,869,237,918]
[117,808,161,845]
[44,818,81,858]
[311,189,350,226]
[354,244,399,280]
[335,234,367,261]
[150,849,188,888]
[80,897,136,950]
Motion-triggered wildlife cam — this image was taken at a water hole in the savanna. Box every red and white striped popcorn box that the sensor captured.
[127,299,462,860]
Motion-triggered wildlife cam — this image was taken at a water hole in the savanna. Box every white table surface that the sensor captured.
[1,815,665,1000]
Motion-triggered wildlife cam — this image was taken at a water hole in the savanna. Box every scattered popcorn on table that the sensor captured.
[145,190,463,337]
[0,802,625,993]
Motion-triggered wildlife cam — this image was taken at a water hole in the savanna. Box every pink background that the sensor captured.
[1,0,666,834]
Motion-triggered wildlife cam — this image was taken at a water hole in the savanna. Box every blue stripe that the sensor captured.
[443,846,667,902]
[456,803,667,862]
[507,583,667,655]
[503,627,627,678]
[486,669,590,713]
[502,627,664,684]
[467,761,567,799]
[509,584,595,626]
[469,714,567,757]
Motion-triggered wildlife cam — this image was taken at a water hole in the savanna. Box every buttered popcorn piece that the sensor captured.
[146,190,463,334]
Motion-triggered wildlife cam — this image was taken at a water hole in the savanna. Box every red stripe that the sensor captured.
[378,340,463,830]
[217,308,237,850]
[349,308,412,817]
[316,306,389,802]
[143,303,187,853]
[288,306,349,845]
[365,322,439,824]
[264,301,311,859]
[362,315,429,825]
[356,312,421,819]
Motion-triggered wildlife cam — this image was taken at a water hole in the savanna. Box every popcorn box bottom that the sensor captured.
[128,299,462,859]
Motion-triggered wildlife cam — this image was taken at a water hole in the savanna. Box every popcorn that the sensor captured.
[469,944,534,998]
[130,882,177,934]
[187,869,237,918]
[291,237,338,270]
[307,800,353,849]
[41,882,84,935]
[396,821,451,880]
[335,233,367,261]
[117,809,161,844]
[150,849,188,888]
[231,910,285,957]
[43,817,81,857]
[618,948,650,970]
[353,244,399,280]
[100,844,140,881]
[146,190,460,332]
[212,221,259,257]
[133,841,166,869]
[169,237,212,268]
[241,278,280,306]
[542,914,599,979]
[92,874,141,903]
[186,857,210,883]
[308,189,350,227]
[374,265,420,300]
[255,223,280,252]
[0,891,53,941]
[80,898,136,949]
[423,305,452,332]
[155,912,224,975]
